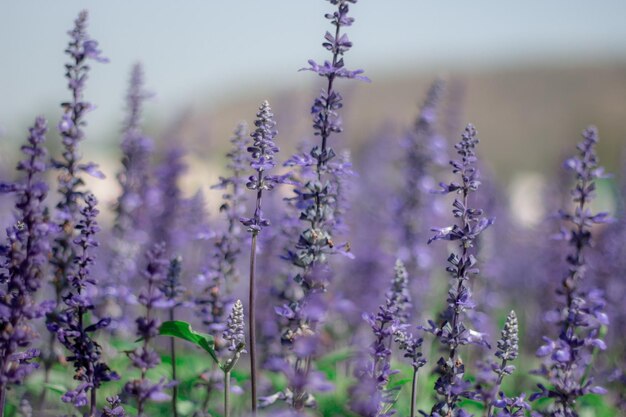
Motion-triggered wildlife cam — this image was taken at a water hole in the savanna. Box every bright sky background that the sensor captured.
[2,0,626,140]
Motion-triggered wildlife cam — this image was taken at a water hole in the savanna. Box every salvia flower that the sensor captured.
[425,124,494,417]
[352,260,412,417]
[0,117,52,412]
[241,100,283,413]
[51,9,107,297]
[481,311,520,417]
[210,122,249,289]
[110,63,154,289]
[124,243,172,416]
[152,147,187,253]
[102,395,126,417]
[223,299,246,353]
[48,194,119,415]
[275,0,366,410]
[395,80,446,322]
[240,101,281,233]
[532,126,610,416]
[48,10,107,384]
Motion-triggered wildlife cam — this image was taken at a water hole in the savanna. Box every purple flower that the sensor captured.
[47,10,107,383]
[350,260,412,417]
[223,299,246,353]
[109,64,154,294]
[0,117,51,410]
[102,396,126,417]
[124,243,171,415]
[152,147,187,252]
[424,124,494,416]
[532,127,611,415]
[394,80,446,307]
[48,194,119,415]
[241,101,282,233]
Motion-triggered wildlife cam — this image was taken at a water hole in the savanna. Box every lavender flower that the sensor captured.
[481,311,521,417]
[223,299,246,353]
[47,10,107,388]
[277,1,366,409]
[425,124,494,417]
[396,79,445,280]
[0,117,51,414]
[210,122,249,290]
[163,256,184,417]
[109,63,154,294]
[351,260,411,417]
[51,9,107,297]
[102,396,126,417]
[153,148,187,253]
[124,243,172,416]
[222,300,247,417]
[532,126,610,416]
[48,194,119,415]
[242,100,282,413]
[394,328,426,417]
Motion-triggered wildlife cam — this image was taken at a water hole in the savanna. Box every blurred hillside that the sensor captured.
[168,62,626,187]
[2,62,625,225]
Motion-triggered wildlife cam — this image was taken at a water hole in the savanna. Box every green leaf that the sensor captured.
[159,320,219,364]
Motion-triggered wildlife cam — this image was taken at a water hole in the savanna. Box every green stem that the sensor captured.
[169,307,179,417]
[248,232,258,415]
[410,368,418,417]
[224,371,231,417]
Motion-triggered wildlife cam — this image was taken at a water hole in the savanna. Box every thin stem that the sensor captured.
[90,385,97,417]
[248,232,258,415]
[485,358,507,417]
[410,368,418,417]
[169,307,179,417]
[224,370,231,417]
[0,382,6,417]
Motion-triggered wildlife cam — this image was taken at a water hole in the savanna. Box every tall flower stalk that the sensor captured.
[222,300,247,417]
[425,124,494,416]
[532,126,610,417]
[277,0,367,409]
[162,256,184,417]
[210,122,249,292]
[124,243,171,416]
[241,100,282,413]
[483,311,523,417]
[48,194,119,416]
[46,9,107,390]
[396,79,445,280]
[109,63,154,305]
[0,117,52,417]
[354,260,412,417]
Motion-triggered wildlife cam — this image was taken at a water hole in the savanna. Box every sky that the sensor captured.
[2,0,626,141]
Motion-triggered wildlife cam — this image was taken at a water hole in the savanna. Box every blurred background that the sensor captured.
[1,0,626,221]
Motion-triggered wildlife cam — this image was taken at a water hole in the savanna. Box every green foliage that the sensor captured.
[159,320,219,364]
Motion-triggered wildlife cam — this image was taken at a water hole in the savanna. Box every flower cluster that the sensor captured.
[425,124,494,417]
[0,117,52,402]
[352,260,412,417]
[50,10,107,301]
[211,122,249,288]
[124,243,172,415]
[48,194,119,414]
[477,311,525,417]
[110,63,154,288]
[223,299,246,353]
[396,79,445,279]
[241,101,281,233]
[532,126,610,416]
